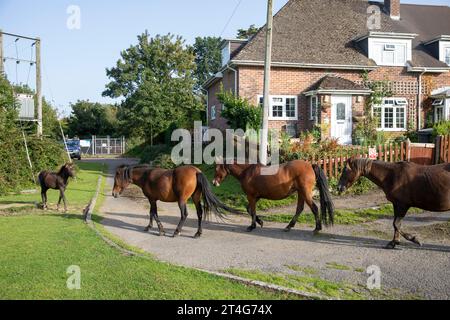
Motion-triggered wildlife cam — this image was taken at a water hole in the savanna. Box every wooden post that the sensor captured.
[0,30,4,75]
[36,38,43,137]
[378,145,382,161]
[259,0,273,166]
[406,139,411,162]
[434,135,441,165]
[400,142,405,161]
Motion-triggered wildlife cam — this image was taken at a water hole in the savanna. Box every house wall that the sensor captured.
[206,65,450,137]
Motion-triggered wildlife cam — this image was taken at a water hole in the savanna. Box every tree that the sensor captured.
[237,24,259,39]
[193,36,222,88]
[103,32,201,143]
[67,100,118,138]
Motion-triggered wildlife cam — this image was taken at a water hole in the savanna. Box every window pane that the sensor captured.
[436,106,444,123]
[272,105,283,118]
[286,98,296,118]
[395,45,406,65]
[336,103,346,121]
[384,107,394,128]
[259,97,263,107]
[396,107,405,129]
[445,48,450,65]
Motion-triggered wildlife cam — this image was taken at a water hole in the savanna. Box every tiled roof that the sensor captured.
[232,0,450,69]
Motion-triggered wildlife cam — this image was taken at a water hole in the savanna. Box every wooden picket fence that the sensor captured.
[436,135,450,164]
[310,135,450,179]
[310,142,409,179]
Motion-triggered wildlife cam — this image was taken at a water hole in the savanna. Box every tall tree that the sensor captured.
[237,24,259,39]
[67,100,118,138]
[103,32,201,142]
[193,36,222,88]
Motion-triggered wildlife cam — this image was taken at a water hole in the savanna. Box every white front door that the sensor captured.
[331,95,353,145]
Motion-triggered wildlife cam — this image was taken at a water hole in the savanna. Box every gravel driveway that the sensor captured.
[88,159,450,300]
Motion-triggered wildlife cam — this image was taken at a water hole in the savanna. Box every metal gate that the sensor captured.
[92,136,126,155]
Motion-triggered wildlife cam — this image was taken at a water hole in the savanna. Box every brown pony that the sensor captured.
[112,165,242,238]
[213,160,335,233]
[38,163,76,212]
[338,158,450,249]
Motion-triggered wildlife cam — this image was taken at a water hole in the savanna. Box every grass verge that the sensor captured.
[0,162,295,300]
[225,269,420,300]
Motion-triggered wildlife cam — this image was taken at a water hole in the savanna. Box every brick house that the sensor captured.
[203,0,450,144]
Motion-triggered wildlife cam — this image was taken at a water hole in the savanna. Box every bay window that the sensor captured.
[310,96,319,124]
[372,98,407,131]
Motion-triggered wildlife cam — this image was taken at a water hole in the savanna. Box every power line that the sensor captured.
[219,0,243,38]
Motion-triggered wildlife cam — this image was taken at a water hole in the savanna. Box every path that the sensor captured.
[92,159,450,300]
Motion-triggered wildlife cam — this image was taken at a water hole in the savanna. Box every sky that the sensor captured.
[1,0,449,116]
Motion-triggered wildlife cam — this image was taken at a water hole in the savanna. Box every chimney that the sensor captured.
[385,0,400,20]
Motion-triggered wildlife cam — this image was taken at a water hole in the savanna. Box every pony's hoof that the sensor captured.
[313,228,322,235]
[246,226,256,232]
[173,231,180,238]
[194,232,202,239]
[144,226,151,232]
[412,237,422,247]
[284,227,292,232]
[257,220,264,228]
[385,241,399,250]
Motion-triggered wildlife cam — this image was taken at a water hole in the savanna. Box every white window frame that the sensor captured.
[435,105,445,123]
[210,105,216,120]
[445,47,450,65]
[372,98,407,131]
[310,96,319,123]
[258,95,298,121]
[439,41,450,65]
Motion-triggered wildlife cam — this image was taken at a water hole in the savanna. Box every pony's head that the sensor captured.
[212,163,229,187]
[112,165,131,198]
[61,162,76,178]
[337,158,373,194]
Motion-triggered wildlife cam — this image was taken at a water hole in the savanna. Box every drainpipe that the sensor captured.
[417,70,426,130]
[200,87,209,126]
[225,64,238,95]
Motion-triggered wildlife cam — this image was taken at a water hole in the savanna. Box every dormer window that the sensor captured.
[356,32,415,67]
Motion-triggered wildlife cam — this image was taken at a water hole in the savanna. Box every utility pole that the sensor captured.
[0,30,4,75]
[259,0,273,165]
[36,38,43,137]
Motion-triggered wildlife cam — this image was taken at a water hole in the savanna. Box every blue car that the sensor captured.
[66,139,82,160]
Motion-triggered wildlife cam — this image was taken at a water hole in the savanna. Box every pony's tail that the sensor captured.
[196,172,243,220]
[312,164,335,226]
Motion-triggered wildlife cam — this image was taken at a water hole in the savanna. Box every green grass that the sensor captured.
[226,269,420,300]
[0,162,294,300]
[286,265,318,275]
[260,205,424,226]
[326,262,352,271]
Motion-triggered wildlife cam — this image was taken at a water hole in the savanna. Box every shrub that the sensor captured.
[217,89,262,131]
[433,121,450,138]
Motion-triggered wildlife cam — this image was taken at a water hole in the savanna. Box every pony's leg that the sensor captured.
[151,202,165,236]
[144,201,155,232]
[246,197,258,232]
[305,194,322,234]
[246,204,264,228]
[173,201,189,237]
[386,205,420,249]
[41,189,48,210]
[395,208,421,247]
[57,193,62,211]
[192,191,203,238]
[60,188,68,212]
[284,195,305,232]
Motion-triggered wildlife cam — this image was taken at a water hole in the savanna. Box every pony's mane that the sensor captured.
[351,158,373,176]
[58,164,69,174]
